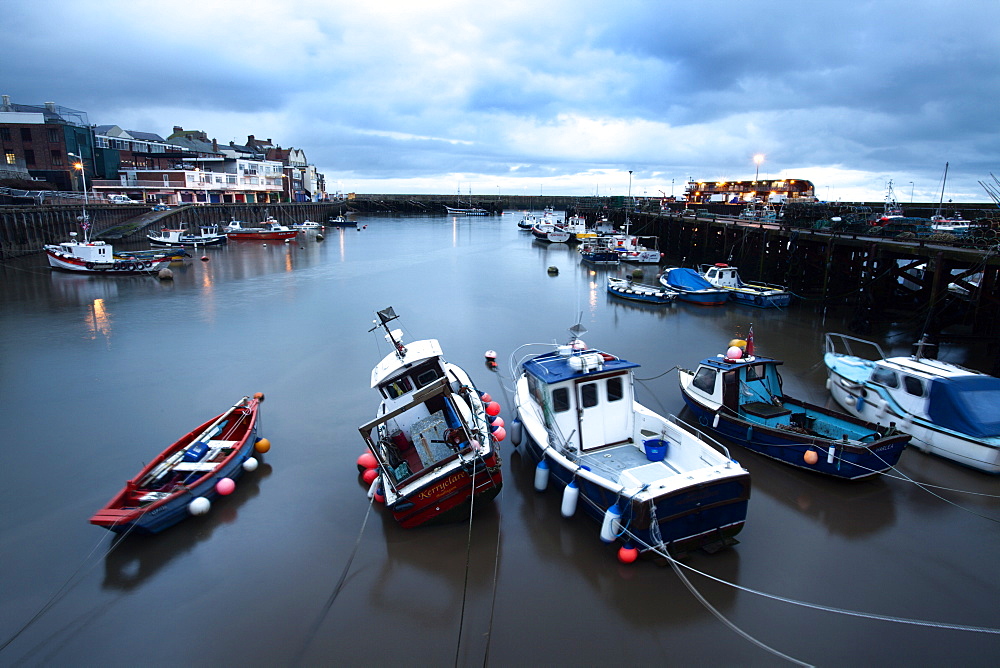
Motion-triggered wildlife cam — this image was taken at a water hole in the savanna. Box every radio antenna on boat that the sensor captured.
[370,306,407,358]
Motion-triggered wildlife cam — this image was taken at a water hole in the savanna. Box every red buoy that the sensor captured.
[362,468,378,485]
[486,401,501,416]
[357,451,378,472]
[618,545,639,564]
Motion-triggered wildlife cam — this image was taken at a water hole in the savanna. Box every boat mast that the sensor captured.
[370,306,407,360]
[936,162,949,218]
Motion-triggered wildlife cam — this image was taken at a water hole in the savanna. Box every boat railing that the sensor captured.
[824,332,887,361]
[670,414,734,462]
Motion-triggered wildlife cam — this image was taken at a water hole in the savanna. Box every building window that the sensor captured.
[95,136,109,148]
[0,128,9,141]
[5,152,15,166]
[21,128,32,142]
[47,128,59,142]
[24,149,35,166]
[50,150,63,166]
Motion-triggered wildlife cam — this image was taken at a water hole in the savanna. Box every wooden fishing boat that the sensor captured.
[225,217,298,240]
[90,395,266,534]
[825,333,1000,473]
[606,276,677,305]
[679,333,909,479]
[512,323,751,558]
[357,307,503,528]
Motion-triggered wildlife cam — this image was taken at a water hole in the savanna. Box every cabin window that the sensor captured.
[382,377,412,399]
[581,383,598,408]
[872,368,899,388]
[414,368,438,388]
[607,376,623,402]
[552,387,570,412]
[903,376,925,397]
[692,367,716,394]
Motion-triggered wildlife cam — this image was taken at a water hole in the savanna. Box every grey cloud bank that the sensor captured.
[6,0,999,202]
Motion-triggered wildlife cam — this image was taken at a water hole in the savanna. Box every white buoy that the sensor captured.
[600,503,622,543]
[242,457,258,472]
[366,475,381,499]
[827,445,836,464]
[534,459,549,492]
[712,413,720,428]
[510,418,522,447]
[561,480,579,517]
[188,497,211,515]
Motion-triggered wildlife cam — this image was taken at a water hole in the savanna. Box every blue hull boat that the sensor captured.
[659,267,729,306]
[700,264,792,308]
[679,342,909,479]
[606,277,676,305]
[513,324,751,558]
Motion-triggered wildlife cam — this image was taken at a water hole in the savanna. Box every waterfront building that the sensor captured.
[0,95,93,192]
[685,178,816,204]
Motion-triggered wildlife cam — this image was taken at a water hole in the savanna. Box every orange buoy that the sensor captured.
[804,449,818,465]
[253,392,265,401]
[254,437,271,454]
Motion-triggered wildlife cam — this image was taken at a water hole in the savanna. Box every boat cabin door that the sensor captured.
[577,374,629,451]
[722,369,739,410]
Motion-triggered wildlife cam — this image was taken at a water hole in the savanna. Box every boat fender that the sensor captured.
[534,459,549,492]
[561,480,579,517]
[712,413,720,429]
[242,457,258,472]
[599,503,622,543]
[827,445,836,464]
[746,426,753,442]
[188,497,211,515]
[366,476,380,499]
[856,395,866,411]
[825,378,831,391]
[510,418,522,446]
[618,544,639,564]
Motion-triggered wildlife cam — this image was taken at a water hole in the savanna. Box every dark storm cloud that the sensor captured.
[3,0,999,200]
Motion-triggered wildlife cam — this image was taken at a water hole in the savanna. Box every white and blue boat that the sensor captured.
[606,276,677,305]
[512,324,751,558]
[579,236,620,265]
[824,333,1000,474]
[699,263,792,308]
[679,337,910,480]
[659,267,730,306]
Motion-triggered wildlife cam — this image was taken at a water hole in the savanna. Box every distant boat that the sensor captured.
[291,220,323,230]
[90,395,265,534]
[148,224,227,246]
[326,215,356,227]
[579,236,620,265]
[225,217,298,241]
[606,276,676,305]
[699,263,792,308]
[445,205,489,216]
[659,268,730,305]
[45,214,172,274]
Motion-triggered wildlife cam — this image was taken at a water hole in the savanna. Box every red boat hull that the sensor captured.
[227,230,298,240]
[389,452,503,528]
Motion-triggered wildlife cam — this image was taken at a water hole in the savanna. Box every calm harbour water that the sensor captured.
[1,213,998,666]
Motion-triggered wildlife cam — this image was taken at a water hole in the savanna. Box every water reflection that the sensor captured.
[101,462,272,591]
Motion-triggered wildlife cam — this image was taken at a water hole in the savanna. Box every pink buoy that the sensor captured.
[486,401,501,416]
[490,416,504,428]
[618,545,639,564]
[362,468,378,485]
[357,451,378,471]
[480,392,492,403]
[726,346,743,359]
[492,426,506,442]
[216,478,236,495]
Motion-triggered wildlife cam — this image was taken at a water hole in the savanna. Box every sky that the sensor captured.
[5,0,1000,203]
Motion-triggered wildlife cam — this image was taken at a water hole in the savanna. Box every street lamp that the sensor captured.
[626,170,633,230]
[753,154,765,181]
[909,181,914,203]
[67,152,89,207]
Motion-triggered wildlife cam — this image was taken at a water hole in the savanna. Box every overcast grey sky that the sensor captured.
[6,0,999,202]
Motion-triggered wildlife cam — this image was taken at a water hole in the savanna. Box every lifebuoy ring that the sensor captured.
[85,262,94,270]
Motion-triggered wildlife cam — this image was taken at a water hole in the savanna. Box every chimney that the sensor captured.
[248,135,255,144]
[45,101,56,112]
[173,126,183,134]
[212,138,218,152]
[1,94,10,110]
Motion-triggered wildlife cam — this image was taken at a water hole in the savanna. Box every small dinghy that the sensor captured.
[90,395,266,534]
[606,276,677,305]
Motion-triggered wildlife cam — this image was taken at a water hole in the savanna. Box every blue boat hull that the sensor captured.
[681,395,907,480]
[521,432,749,555]
[727,291,792,308]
